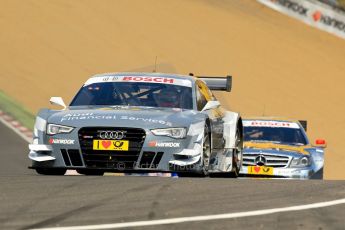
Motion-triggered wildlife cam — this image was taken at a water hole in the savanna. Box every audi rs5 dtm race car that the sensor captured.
[239,117,326,179]
[29,72,243,176]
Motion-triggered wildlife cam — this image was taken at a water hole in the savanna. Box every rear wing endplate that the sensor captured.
[197,75,232,92]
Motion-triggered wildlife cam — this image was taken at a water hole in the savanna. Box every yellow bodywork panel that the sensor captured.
[244,142,311,155]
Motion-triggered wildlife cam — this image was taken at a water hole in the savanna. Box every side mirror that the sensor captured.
[50,97,67,110]
[202,100,220,111]
[312,139,327,148]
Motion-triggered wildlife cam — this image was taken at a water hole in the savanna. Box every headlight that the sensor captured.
[47,124,74,135]
[151,128,186,139]
[290,156,311,168]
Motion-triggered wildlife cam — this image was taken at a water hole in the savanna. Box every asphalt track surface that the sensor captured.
[1,122,345,230]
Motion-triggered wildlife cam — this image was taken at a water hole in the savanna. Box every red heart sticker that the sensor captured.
[254,166,261,173]
[101,140,111,149]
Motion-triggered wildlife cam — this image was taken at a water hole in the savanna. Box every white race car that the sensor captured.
[239,117,326,179]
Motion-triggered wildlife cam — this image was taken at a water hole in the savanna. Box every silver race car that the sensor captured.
[239,117,326,179]
[29,73,243,176]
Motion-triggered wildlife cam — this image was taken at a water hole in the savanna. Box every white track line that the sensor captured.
[0,114,32,143]
[0,111,80,175]
[32,198,345,230]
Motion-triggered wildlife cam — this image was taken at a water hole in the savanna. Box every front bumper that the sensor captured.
[239,166,314,179]
[29,127,205,173]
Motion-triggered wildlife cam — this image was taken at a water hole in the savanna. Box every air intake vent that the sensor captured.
[68,149,83,166]
[61,149,71,166]
[60,149,83,167]
[139,151,164,169]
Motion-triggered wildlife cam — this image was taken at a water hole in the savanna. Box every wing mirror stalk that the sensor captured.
[312,139,327,148]
[50,97,67,110]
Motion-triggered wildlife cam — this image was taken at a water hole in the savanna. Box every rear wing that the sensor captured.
[192,74,232,92]
[299,120,307,131]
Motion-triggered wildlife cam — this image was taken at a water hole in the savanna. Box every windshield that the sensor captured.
[243,121,307,145]
[70,82,193,109]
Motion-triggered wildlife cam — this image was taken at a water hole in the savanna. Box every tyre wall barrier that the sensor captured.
[257,0,345,40]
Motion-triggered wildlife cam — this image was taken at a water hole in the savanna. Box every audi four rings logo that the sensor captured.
[98,130,127,139]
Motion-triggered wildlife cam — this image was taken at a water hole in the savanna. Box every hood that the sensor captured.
[244,141,312,155]
[47,106,203,128]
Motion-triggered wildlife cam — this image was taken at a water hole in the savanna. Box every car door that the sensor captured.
[196,80,224,149]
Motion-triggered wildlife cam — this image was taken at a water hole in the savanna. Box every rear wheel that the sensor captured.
[35,168,66,175]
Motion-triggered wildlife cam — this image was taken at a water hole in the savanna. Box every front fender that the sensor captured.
[222,111,242,149]
[33,109,56,144]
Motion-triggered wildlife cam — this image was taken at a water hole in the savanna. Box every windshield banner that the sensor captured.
[84,76,192,87]
[243,120,300,129]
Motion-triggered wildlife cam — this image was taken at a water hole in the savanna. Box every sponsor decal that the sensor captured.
[98,130,127,140]
[248,166,274,175]
[243,120,299,129]
[123,76,174,84]
[49,138,75,144]
[312,10,345,32]
[84,76,192,87]
[148,141,180,148]
[257,0,345,39]
[61,113,116,122]
[93,140,129,151]
[272,0,308,16]
[60,113,172,126]
[120,115,172,126]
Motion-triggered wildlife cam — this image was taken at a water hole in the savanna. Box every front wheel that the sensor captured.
[201,123,211,176]
[227,125,243,178]
[218,126,243,178]
[177,123,211,177]
[35,168,67,175]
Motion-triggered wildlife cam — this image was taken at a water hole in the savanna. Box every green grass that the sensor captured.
[0,90,35,130]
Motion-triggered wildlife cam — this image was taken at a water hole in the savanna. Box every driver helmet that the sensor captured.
[155,87,180,108]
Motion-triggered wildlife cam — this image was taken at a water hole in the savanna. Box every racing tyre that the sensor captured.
[212,125,242,178]
[35,168,67,175]
[201,123,211,176]
[311,167,324,180]
[178,124,211,177]
[228,125,243,177]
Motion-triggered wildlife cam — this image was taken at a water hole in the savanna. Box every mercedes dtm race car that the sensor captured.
[239,117,326,179]
[29,73,243,176]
